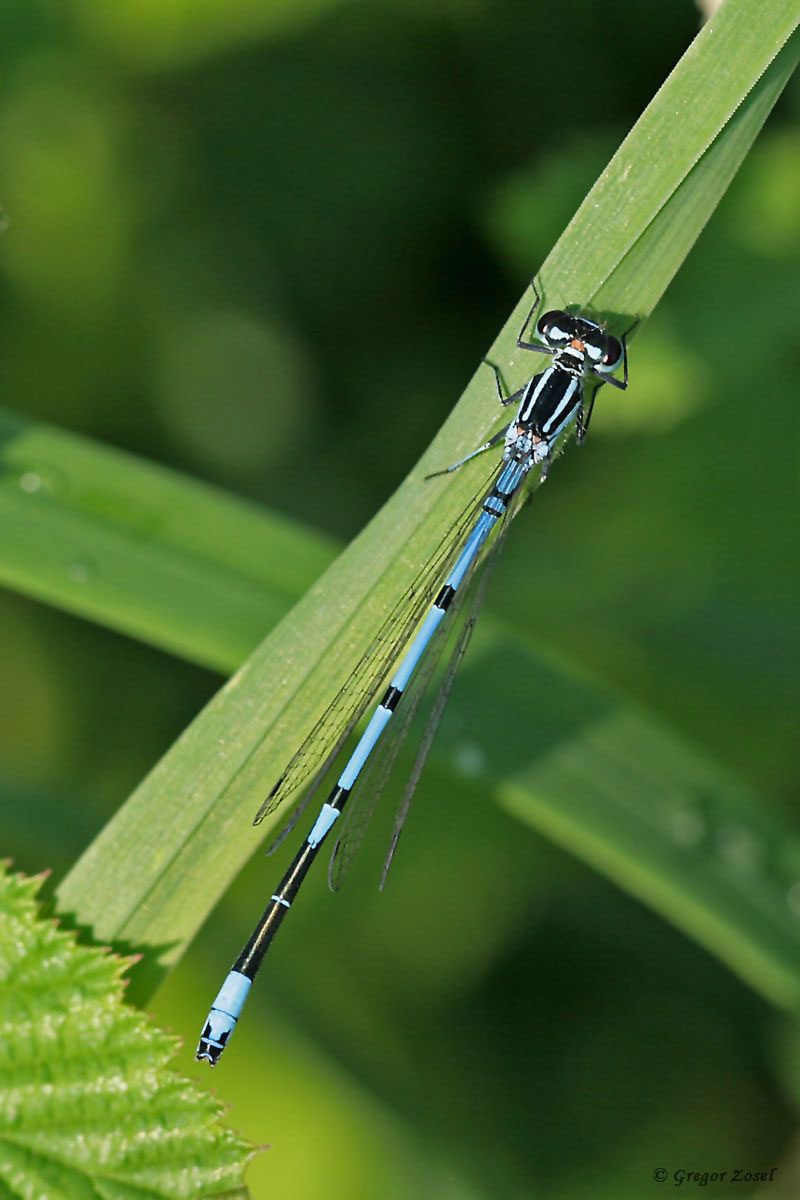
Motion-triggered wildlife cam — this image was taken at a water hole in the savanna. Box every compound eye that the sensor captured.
[599,334,623,372]
[535,310,572,345]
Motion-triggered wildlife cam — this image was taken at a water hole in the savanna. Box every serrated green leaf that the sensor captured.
[0,865,253,1198]
[51,1,800,1017]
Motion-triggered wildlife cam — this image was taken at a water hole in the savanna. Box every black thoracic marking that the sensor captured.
[435,584,456,611]
[522,370,579,433]
[519,376,543,422]
[381,685,403,711]
[555,350,584,371]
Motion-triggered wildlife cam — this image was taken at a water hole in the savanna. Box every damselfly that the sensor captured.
[196,288,631,1065]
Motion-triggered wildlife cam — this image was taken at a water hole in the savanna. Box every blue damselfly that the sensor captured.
[197,288,631,1065]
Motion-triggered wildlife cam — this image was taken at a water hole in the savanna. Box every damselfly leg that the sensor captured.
[196,293,634,1066]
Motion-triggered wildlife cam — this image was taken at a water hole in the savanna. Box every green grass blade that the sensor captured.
[2,8,797,674]
[55,3,799,1007]
[0,409,333,674]
[488,4,800,363]
[439,633,800,1011]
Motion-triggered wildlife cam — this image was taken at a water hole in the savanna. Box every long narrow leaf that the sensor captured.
[0,410,333,673]
[55,3,799,1004]
[439,632,800,1011]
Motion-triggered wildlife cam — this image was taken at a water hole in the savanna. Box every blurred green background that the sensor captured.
[1,1,799,1197]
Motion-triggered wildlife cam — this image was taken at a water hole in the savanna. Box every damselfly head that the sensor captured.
[593,331,624,374]
[536,310,623,376]
[535,309,574,347]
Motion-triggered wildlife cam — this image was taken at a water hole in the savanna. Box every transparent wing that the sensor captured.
[378,484,527,889]
[262,771,325,857]
[253,458,502,825]
[329,484,527,892]
[327,565,473,891]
